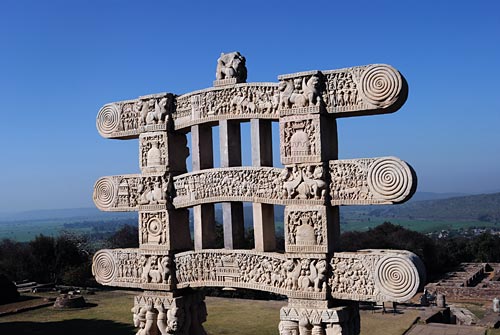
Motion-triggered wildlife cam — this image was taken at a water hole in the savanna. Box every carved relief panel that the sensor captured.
[284,206,330,253]
[277,71,325,115]
[92,249,173,291]
[329,157,414,205]
[139,210,192,252]
[93,174,173,212]
[140,132,167,174]
[139,132,188,175]
[174,249,328,300]
[96,93,174,139]
[280,114,338,165]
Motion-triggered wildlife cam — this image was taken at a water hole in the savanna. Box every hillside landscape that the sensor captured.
[1,192,500,241]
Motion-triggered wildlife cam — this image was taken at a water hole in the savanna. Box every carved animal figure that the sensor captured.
[138,179,168,205]
[313,260,327,292]
[160,256,171,284]
[279,75,321,109]
[146,98,169,125]
[279,80,294,109]
[284,260,301,290]
[142,256,163,283]
[216,52,247,82]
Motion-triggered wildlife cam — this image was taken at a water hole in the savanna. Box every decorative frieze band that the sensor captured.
[171,157,414,208]
[92,249,173,291]
[96,64,406,138]
[329,249,425,303]
[94,157,414,212]
[329,156,415,205]
[96,93,174,139]
[93,174,172,212]
[175,249,328,300]
[92,248,424,303]
[174,83,280,129]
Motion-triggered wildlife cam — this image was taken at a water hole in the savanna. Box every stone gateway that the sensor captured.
[92,53,424,335]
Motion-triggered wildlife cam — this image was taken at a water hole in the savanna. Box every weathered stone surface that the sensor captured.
[280,113,338,165]
[132,290,207,335]
[139,210,192,252]
[96,64,406,139]
[330,250,425,303]
[175,249,328,300]
[279,302,360,335]
[93,174,172,212]
[329,156,416,205]
[139,132,188,175]
[96,93,174,139]
[92,249,174,291]
[92,53,421,335]
[172,157,415,208]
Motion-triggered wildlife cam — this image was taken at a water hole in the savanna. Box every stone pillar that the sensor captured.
[139,131,192,253]
[251,119,276,251]
[191,125,216,250]
[280,301,360,335]
[219,119,244,249]
[279,114,341,253]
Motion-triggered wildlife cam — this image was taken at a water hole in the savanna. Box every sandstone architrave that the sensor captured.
[92,52,422,335]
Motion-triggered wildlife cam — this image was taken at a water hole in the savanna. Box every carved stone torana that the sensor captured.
[329,250,425,303]
[92,248,424,302]
[171,165,329,207]
[168,157,415,209]
[175,249,328,300]
[95,65,407,138]
[175,83,280,129]
[92,52,422,335]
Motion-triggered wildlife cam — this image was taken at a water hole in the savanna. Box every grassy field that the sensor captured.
[0,290,421,335]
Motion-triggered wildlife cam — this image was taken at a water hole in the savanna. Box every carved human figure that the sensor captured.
[279,320,300,335]
[167,307,185,334]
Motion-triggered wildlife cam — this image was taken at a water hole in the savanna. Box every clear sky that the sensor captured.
[0,0,499,212]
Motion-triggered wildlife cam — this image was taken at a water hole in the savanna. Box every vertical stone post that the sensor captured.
[191,125,216,250]
[138,130,192,253]
[251,119,276,251]
[280,113,340,254]
[219,119,245,249]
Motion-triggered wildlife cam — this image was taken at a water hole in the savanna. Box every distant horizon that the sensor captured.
[1,1,499,212]
[1,190,500,215]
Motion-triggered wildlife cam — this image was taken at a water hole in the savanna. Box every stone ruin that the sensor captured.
[91,52,426,335]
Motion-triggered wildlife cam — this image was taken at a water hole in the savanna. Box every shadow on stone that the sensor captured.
[0,319,135,335]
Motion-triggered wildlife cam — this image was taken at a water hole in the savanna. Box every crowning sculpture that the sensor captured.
[92,52,424,335]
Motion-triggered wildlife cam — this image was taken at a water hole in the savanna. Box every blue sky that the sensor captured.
[0,1,499,211]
